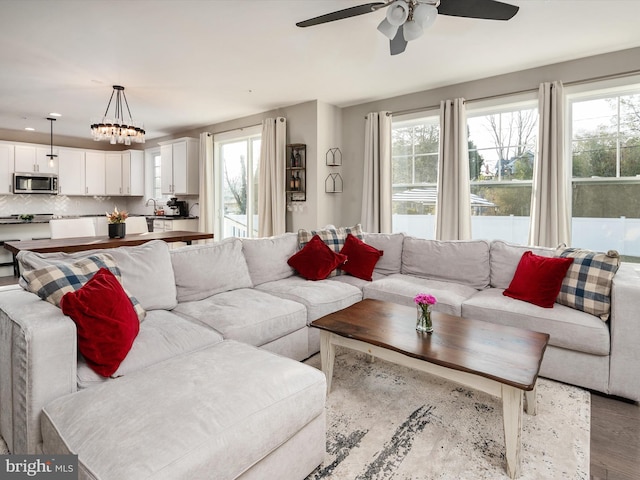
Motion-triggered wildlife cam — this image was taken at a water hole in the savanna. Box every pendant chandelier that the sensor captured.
[90,85,145,145]
[46,117,58,168]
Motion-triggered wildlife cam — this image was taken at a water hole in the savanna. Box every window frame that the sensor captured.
[213,125,262,239]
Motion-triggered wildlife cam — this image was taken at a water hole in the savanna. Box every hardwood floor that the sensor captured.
[0,275,17,287]
[0,274,637,477]
[590,393,640,480]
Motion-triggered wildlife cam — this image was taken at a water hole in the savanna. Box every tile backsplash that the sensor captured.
[0,194,144,217]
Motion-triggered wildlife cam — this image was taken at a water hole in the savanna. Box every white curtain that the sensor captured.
[361,111,392,233]
[528,81,571,247]
[258,117,287,237]
[435,98,472,240]
[198,132,214,235]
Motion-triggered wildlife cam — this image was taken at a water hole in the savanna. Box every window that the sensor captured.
[391,112,440,238]
[152,151,162,200]
[214,126,261,239]
[568,81,640,262]
[467,98,538,243]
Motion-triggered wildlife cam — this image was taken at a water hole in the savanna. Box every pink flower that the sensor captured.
[414,293,437,306]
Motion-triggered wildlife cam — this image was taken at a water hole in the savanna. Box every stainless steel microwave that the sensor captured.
[13,172,58,194]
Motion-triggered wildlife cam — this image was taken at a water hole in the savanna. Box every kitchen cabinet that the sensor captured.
[85,151,106,196]
[0,143,14,194]
[100,150,145,196]
[105,153,123,195]
[152,218,198,232]
[14,145,58,174]
[125,150,144,196]
[159,138,198,195]
[152,217,198,248]
[58,148,85,196]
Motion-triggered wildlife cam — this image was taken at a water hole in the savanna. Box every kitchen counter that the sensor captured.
[145,215,199,220]
[0,214,199,225]
[0,215,53,225]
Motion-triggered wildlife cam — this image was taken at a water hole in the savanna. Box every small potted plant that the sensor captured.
[106,206,128,238]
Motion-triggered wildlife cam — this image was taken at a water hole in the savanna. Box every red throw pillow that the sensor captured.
[288,235,347,280]
[338,234,384,281]
[60,268,140,377]
[503,251,574,308]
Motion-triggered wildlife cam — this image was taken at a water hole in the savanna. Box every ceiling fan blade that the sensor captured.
[437,0,519,21]
[296,2,386,27]
[390,25,408,56]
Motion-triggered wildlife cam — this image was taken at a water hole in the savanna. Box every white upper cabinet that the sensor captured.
[105,150,144,196]
[105,153,123,195]
[58,148,85,196]
[160,138,198,195]
[85,151,106,196]
[0,143,14,194]
[126,150,144,196]
[14,145,58,174]
[0,141,144,197]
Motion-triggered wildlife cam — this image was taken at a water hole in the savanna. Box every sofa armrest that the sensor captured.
[608,262,640,401]
[0,289,77,454]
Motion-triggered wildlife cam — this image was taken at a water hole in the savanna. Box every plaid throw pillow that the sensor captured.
[22,254,146,321]
[555,246,620,321]
[298,224,364,277]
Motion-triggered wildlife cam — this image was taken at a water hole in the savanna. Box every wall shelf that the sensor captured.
[326,148,342,166]
[325,173,343,193]
[286,143,306,202]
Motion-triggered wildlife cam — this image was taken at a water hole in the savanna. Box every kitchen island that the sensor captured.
[4,230,213,276]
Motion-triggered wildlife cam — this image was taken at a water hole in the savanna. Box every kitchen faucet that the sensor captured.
[145,198,158,214]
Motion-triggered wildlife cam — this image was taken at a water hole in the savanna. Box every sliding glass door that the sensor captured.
[214,126,261,239]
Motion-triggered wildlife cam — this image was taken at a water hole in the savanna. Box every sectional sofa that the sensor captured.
[0,228,638,479]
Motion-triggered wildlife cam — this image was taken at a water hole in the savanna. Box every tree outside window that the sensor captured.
[570,90,640,262]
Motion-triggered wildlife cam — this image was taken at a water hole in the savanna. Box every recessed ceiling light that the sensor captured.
[48,112,62,117]
[24,127,35,131]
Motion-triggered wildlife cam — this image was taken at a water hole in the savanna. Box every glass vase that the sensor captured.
[416,305,433,333]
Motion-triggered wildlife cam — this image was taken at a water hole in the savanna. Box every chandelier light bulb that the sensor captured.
[403,20,424,41]
[414,3,438,29]
[386,0,409,26]
[91,85,145,144]
[377,18,399,39]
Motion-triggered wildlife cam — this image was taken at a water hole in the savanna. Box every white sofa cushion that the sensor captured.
[363,273,479,316]
[242,233,298,286]
[171,238,253,302]
[401,237,491,289]
[76,310,223,389]
[172,288,307,347]
[42,341,326,480]
[256,276,362,323]
[364,232,404,275]
[462,288,610,356]
[17,240,177,311]
[490,240,555,289]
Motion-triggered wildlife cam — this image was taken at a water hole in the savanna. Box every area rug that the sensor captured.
[304,348,590,480]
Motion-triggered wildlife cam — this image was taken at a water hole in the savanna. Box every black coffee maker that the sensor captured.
[166,197,188,217]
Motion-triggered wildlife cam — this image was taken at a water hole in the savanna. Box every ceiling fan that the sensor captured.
[296,0,520,56]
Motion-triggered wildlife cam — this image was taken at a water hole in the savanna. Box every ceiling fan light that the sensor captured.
[415,3,438,29]
[385,1,409,26]
[403,20,423,41]
[377,18,399,40]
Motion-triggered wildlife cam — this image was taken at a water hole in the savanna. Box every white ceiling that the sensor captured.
[1,0,640,141]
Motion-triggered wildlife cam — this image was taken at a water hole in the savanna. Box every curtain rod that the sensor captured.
[210,123,262,137]
[372,68,640,118]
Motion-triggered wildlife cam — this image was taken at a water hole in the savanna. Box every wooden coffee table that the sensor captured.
[311,299,549,479]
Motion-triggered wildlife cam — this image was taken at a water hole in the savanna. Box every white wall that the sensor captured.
[315,101,343,228]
